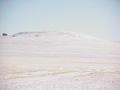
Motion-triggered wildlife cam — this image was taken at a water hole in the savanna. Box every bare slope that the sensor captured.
[0,31,120,90]
[0,31,119,58]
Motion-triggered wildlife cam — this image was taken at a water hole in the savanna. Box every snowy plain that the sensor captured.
[0,31,120,90]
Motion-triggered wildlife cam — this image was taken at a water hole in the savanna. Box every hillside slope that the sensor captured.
[0,31,119,58]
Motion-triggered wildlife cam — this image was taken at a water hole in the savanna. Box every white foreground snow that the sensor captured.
[0,31,120,90]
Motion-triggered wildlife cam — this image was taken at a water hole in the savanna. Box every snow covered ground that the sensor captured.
[0,31,120,90]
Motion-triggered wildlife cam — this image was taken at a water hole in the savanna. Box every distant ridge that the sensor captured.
[12,31,76,37]
[11,31,104,41]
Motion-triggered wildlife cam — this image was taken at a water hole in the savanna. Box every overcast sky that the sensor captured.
[0,0,120,41]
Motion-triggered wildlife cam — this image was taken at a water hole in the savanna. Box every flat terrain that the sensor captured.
[0,56,120,90]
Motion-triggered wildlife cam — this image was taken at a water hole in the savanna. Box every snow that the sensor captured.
[0,31,120,90]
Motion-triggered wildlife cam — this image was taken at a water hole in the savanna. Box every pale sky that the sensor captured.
[0,0,120,41]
